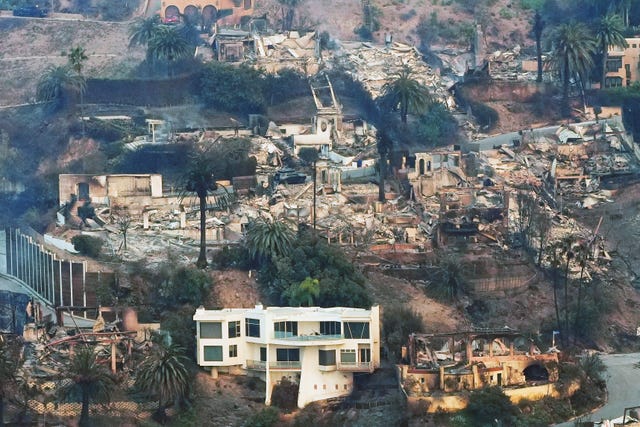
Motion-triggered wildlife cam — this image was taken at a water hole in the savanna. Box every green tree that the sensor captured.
[245,217,295,265]
[59,347,115,427]
[147,25,192,75]
[67,45,88,133]
[286,276,320,307]
[383,305,423,362]
[465,386,519,426]
[0,339,20,425]
[200,63,266,114]
[549,22,597,115]
[36,65,86,107]
[181,147,219,269]
[533,11,545,83]
[128,15,161,48]
[433,254,466,301]
[596,14,628,89]
[379,65,432,123]
[135,343,191,423]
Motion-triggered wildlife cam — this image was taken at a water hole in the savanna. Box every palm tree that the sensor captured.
[245,216,295,265]
[549,22,597,116]
[0,339,20,425]
[434,254,466,301]
[533,12,545,83]
[380,65,432,123]
[59,346,115,427]
[181,147,219,269]
[147,25,192,64]
[135,343,191,424]
[36,65,86,107]
[67,46,88,133]
[128,15,161,48]
[287,277,320,306]
[596,14,628,89]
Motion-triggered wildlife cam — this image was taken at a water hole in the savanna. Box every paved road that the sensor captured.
[555,352,640,426]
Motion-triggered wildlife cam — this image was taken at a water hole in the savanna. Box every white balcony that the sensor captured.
[337,362,373,372]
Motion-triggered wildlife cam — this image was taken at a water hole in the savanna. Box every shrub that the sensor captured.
[243,407,280,427]
[383,305,424,362]
[71,235,103,258]
[465,386,519,426]
[270,378,299,412]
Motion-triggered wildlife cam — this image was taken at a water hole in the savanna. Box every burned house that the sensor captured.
[408,150,468,197]
[437,187,508,246]
[399,328,559,396]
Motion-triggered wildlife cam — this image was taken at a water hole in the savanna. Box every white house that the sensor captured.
[193,304,381,408]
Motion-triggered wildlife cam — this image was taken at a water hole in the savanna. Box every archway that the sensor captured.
[523,364,549,382]
[165,5,180,18]
[202,5,218,31]
[183,5,200,26]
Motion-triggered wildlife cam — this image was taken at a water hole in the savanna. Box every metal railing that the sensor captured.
[274,333,343,341]
[269,361,302,369]
[246,360,266,370]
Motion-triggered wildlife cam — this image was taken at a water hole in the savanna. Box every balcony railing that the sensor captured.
[337,362,373,372]
[269,361,302,370]
[246,360,266,371]
[273,333,343,341]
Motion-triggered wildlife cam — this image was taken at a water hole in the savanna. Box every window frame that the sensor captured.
[203,345,223,362]
[344,322,370,339]
[319,349,336,366]
[229,344,238,358]
[245,318,260,337]
[200,322,222,339]
[228,321,241,338]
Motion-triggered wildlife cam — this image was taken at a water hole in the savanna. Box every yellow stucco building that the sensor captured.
[160,0,254,26]
[605,37,640,88]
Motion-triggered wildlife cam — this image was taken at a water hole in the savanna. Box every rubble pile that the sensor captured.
[331,41,456,108]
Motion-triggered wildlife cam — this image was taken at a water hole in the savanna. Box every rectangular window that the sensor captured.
[340,349,356,364]
[203,345,223,361]
[319,321,341,336]
[319,349,336,366]
[246,318,260,337]
[606,58,623,72]
[228,321,241,338]
[606,77,623,88]
[260,347,267,362]
[229,344,238,358]
[200,322,222,339]
[274,321,298,338]
[360,347,371,363]
[344,322,370,339]
[276,348,300,362]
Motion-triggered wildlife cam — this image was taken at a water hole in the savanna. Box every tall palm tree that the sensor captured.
[596,14,628,89]
[380,65,432,123]
[135,343,191,423]
[0,339,20,425]
[435,254,466,301]
[59,347,115,427]
[67,46,88,133]
[245,216,295,265]
[181,147,219,269]
[550,22,597,116]
[533,12,545,83]
[128,15,161,48]
[36,65,86,107]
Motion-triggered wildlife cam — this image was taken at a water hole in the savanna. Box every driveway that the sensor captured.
[555,352,640,426]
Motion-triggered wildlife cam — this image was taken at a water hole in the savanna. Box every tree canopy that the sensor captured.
[379,65,433,123]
